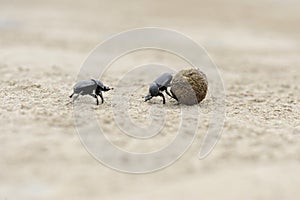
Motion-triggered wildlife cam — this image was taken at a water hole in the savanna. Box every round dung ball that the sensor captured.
[170,68,208,105]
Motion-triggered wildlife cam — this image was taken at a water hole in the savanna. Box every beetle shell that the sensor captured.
[73,80,97,94]
[154,73,173,88]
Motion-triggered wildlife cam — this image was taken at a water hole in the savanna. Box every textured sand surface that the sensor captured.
[0,0,300,199]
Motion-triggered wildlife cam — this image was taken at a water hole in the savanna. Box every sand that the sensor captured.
[0,0,300,199]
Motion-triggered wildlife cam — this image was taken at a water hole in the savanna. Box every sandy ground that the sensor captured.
[1,0,300,199]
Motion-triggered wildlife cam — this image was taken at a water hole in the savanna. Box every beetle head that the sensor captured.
[145,83,159,101]
[145,93,152,101]
[102,85,111,91]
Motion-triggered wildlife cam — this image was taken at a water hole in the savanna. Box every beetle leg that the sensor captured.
[72,94,80,102]
[71,91,83,103]
[166,88,178,100]
[69,93,74,98]
[94,94,99,105]
[98,92,104,104]
[160,86,171,98]
[170,90,178,101]
[89,94,99,105]
[96,95,99,105]
[158,92,166,104]
[165,88,173,98]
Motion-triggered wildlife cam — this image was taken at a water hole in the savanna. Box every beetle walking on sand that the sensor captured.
[144,73,176,104]
[69,79,112,105]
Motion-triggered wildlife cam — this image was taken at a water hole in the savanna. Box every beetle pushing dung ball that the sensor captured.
[69,79,113,105]
[144,73,176,104]
[144,69,207,105]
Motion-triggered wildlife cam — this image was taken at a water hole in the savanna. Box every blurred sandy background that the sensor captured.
[0,0,300,199]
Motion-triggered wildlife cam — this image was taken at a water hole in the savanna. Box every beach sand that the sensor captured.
[0,0,300,199]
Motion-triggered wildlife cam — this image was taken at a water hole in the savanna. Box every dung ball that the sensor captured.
[170,68,208,105]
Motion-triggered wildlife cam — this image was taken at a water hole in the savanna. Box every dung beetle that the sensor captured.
[69,79,112,105]
[144,73,175,104]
